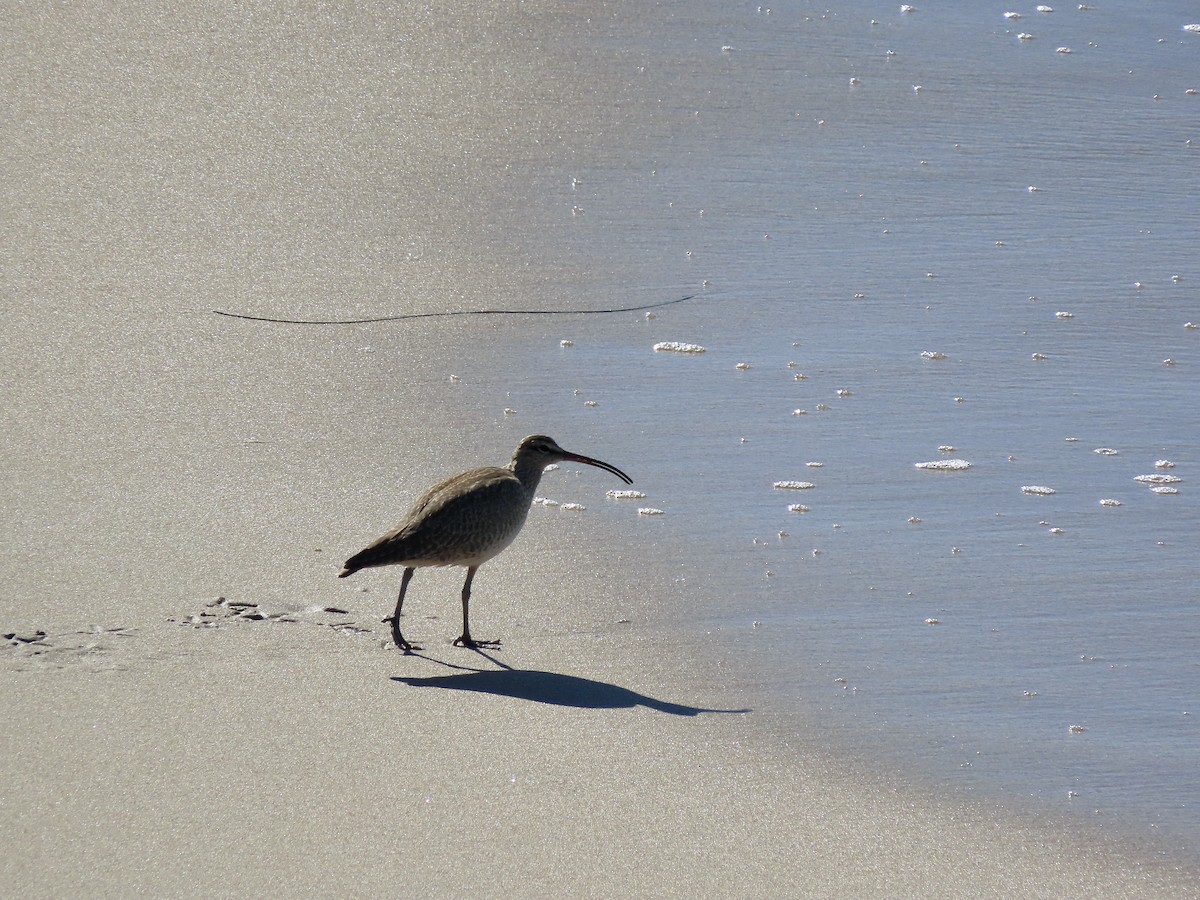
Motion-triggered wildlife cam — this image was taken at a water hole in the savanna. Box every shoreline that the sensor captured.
[6,3,1199,895]
[6,583,1200,897]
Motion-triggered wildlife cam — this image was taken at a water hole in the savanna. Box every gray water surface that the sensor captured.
[489,2,1199,858]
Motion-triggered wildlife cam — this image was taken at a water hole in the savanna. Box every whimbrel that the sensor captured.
[339,434,632,651]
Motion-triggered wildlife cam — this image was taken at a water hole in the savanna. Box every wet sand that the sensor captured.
[4,4,1199,896]
[7,594,1200,898]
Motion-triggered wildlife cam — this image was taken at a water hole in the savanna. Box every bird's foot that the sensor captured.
[453,635,501,650]
[383,616,422,653]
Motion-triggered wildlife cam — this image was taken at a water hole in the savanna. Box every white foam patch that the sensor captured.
[653,341,706,354]
[774,480,815,490]
[606,489,647,500]
[533,497,559,507]
[915,459,972,470]
[637,508,665,516]
[1150,486,1179,494]
[1135,474,1182,484]
[560,502,586,511]
[1099,498,1122,507]
[920,350,947,360]
[788,504,810,513]
[1021,485,1057,495]
[1093,448,1119,455]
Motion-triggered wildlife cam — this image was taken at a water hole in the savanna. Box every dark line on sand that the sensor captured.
[212,294,699,325]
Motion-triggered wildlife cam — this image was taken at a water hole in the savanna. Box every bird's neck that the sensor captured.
[509,458,546,494]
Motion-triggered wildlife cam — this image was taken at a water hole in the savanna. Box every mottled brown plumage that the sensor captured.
[339,434,632,651]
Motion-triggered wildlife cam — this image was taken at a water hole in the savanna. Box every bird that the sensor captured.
[338,434,632,652]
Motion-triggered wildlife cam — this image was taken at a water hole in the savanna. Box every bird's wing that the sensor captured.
[342,466,520,571]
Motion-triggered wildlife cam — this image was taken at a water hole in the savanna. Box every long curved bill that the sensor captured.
[562,451,633,485]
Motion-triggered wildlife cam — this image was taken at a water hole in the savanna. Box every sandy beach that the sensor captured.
[8,598,1200,899]
[5,4,1199,897]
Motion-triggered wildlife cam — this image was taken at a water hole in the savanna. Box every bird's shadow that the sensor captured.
[391,649,750,717]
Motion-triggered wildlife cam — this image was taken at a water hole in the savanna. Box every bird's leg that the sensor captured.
[453,566,500,649]
[382,567,421,652]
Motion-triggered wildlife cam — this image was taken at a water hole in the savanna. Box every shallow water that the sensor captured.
[475,2,1200,858]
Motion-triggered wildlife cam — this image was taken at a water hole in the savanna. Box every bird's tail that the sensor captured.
[338,547,373,578]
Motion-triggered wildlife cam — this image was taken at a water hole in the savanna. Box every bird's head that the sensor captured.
[513,434,632,484]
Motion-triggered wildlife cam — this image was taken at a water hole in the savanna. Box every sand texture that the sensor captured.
[4,4,1199,897]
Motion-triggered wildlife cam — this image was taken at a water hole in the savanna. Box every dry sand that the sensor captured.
[4,4,1199,897]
